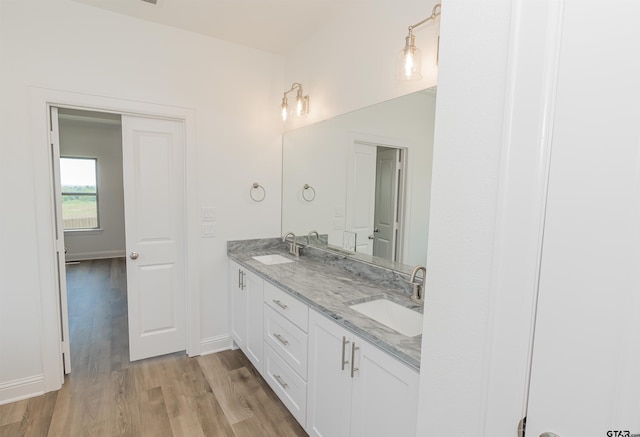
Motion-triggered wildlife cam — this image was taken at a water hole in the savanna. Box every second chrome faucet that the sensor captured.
[409,265,426,304]
[282,232,301,257]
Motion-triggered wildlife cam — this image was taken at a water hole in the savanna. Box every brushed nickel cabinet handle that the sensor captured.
[274,333,289,346]
[238,269,242,289]
[341,336,350,370]
[351,342,360,378]
[274,374,288,389]
[272,299,288,310]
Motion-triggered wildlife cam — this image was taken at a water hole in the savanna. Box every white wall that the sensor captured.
[0,0,283,402]
[417,1,514,434]
[283,0,440,129]
[59,114,126,261]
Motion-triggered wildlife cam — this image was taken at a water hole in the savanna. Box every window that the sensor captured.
[60,157,99,230]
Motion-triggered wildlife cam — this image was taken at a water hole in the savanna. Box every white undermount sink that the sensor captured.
[251,254,295,265]
[349,299,423,337]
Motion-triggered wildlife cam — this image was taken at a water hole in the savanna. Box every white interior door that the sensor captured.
[346,143,377,254]
[526,1,640,434]
[373,147,399,261]
[121,115,186,361]
[50,106,71,375]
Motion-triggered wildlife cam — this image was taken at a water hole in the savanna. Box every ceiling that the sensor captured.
[72,0,364,56]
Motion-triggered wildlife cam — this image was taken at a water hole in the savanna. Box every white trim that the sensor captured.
[0,375,45,405]
[64,250,126,262]
[199,334,233,356]
[29,87,201,397]
[480,1,564,435]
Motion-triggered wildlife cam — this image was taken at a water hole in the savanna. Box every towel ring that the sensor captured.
[250,182,266,202]
[302,184,316,202]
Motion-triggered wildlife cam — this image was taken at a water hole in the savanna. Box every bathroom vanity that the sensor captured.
[228,238,423,437]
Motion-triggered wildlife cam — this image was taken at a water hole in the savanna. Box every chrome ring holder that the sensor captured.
[250,182,266,202]
[302,184,316,202]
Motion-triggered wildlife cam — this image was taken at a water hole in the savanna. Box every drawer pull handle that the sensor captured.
[272,299,288,310]
[351,342,360,378]
[341,336,350,370]
[274,333,289,346]
[274,374,288,389]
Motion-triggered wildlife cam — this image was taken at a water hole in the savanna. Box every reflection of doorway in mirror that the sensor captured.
[373,147,402,261]
[346,141,406,262]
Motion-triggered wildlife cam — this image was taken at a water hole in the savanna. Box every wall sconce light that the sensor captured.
[397,3,441,81]
[281,82,309,121]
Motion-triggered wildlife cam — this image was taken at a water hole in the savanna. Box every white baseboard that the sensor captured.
[200,334,232,356]
[0,375,45,406]
[65,250,125,262]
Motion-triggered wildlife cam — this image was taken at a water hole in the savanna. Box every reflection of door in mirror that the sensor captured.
[373,147,402,261]
[346,143,376,255]
[346,142,406,262]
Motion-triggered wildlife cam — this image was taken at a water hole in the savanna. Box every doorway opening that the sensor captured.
[50,104,188,377]
[346,141,407,263]
[56,108,127,374]
[32,88,198,393]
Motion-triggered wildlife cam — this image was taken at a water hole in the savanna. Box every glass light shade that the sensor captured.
[295,88,307,116]
[396,35,423,81]
[296,97,304,116]
[281,97,289,121]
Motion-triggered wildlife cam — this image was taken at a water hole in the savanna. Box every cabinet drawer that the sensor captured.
[264,344,307,427]
[264,281,308,332]
[264,305,308,379]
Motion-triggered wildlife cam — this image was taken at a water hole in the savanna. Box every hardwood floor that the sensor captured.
[0,258,307,437]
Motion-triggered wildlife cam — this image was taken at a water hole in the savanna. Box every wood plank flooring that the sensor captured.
[0,258,307,437]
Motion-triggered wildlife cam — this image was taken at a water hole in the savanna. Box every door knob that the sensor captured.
[130,251,139,260]
[540,433,560,437]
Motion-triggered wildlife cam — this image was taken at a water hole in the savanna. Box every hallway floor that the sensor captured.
[0,258,306,436]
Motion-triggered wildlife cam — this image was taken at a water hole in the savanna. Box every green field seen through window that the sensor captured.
[60,156,99,230]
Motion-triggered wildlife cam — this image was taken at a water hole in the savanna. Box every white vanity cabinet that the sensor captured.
[229,260,264,373]
[228,257,419,435]
[306,309,419,437]
[262,281,309,426]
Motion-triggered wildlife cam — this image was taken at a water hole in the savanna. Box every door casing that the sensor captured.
[30,87,200,393]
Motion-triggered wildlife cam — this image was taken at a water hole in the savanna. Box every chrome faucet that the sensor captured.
[307,230,319,244]
[409,265,426,304]
[282,232,301,257]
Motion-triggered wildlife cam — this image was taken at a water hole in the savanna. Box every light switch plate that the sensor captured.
[201,223,216,238]
[202,207,216,221]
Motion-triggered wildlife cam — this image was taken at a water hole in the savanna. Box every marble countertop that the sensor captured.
[227,239,423,371]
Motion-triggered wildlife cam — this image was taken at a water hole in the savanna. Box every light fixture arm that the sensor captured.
[407,3,441,34]
[283,82,304,98]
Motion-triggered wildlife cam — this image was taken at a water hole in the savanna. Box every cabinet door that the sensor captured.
[229,261,246,350]
[244,268,264,373]
[350,337,419,437]
[307,310,353,437]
